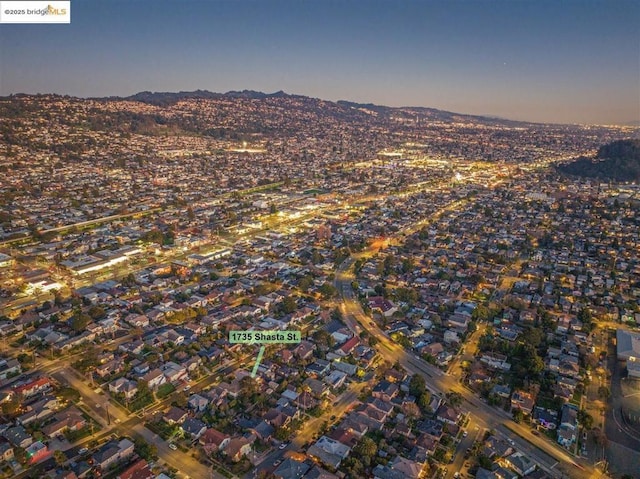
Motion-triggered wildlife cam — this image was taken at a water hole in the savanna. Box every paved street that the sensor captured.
[333,210,598,479]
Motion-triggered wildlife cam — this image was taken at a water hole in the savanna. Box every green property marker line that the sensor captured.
[251,346,266,378]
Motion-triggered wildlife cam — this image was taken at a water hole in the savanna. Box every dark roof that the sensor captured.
[252,420,275,439]
[182,418,207,435]
[273,458,310,479]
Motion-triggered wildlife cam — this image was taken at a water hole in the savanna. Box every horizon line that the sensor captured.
[2,89,639,128]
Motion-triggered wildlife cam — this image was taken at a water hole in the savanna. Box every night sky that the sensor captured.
[1,0,638,124]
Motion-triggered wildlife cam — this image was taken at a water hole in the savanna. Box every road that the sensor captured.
[38,348,248,479]
[447,418,479,479]
[333,218,598,479]
[246,381,369,478]
[8,163,604,478]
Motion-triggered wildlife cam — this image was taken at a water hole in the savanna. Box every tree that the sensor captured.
[274,427,290,442]
[472,305,491,322]
[401,258,414,273]
[418,392,432,411]
[313,329,335,349]
[355,436,377,458]
[478,454,493,470]
[525,326,544,348]
[298,276,313,292]
[134,437,158,460]
[1,393,21,416]
[578,409,594,430]
[319,282,337,299]
[71,313,91,332]
[512,408,524,423]
[53,450,67,466]
[578,307,594,332]
[310,250,322,265]
[137,379,150,396]
[282,296,297,314]
[409,374,427,397]
[383,255,396,275]
[88,305,106,320]
[598,386,611,400]
[121,273,137,288]
[447,391,463,408]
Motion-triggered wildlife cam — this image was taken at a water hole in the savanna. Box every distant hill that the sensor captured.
[124,89,296,106]
[557,139,640,182]
[118,89,529,126]
[336,100,529,126]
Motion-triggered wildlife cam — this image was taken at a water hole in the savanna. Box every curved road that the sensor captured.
[334,247,598,479]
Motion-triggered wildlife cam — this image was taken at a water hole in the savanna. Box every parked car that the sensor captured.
[168,443,177,450]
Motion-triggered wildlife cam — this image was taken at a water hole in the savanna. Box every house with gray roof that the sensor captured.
[307,436,351,469]
[617,329,640,361]
[273,457,310,479]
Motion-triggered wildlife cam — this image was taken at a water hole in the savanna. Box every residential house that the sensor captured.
[557,404,578,448]
[336,337,360,357]
[225,436,253,462]
[142,368,166,390]
[372,380,398,401]
[505,452,536,476]
[181,418,207,439]
[3,425,32,448]
[480,353,511,372]
[273,458,310,479]
[0,439,14,463]
[163,407,188,425]
[117,459,153,479]
[250,420,275,442]
[92,438,135,471]
[25,441,50,464]
[372,465,405,479]
[307,436,351,469]
[293,341,315,360]
[510,390,536,415]
[12,376,52,398]
[305,466,339,479]
[389,456,424,478]
[41,406,86,438]
[199,428,230,455]
[187,394,209,412]
[436,404,461,425]
[109,377,138,400]
[533,407,558,430]
[482,435,514,459]
[16,395,58,426]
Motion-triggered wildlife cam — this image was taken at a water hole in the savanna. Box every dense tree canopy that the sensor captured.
[557,139,640,182]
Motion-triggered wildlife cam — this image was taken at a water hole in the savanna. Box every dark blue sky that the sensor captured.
[1,0,639,124]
